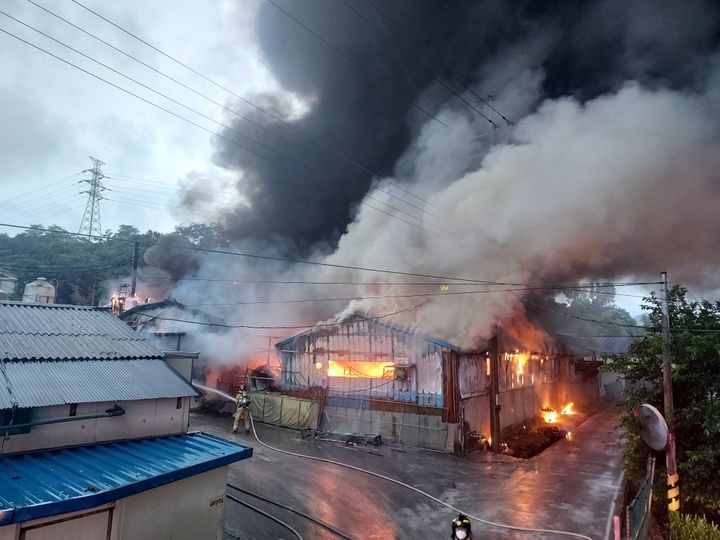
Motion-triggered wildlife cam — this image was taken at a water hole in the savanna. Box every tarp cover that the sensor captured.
[251,393,319,430]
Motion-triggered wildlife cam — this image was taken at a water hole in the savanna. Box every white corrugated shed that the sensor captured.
[0,302,198,410]
[4,360,197,407]
[0,302,159,359]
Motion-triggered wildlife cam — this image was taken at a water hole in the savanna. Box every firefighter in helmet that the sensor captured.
[451,514,472,540]
[232,384,252,434]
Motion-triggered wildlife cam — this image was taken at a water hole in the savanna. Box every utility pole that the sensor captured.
[78,156,107,238]
[130,242,139,297]
[489,328,501,453]
[661,271,680,512]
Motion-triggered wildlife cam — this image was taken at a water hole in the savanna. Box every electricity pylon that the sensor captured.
[78,156,107,238]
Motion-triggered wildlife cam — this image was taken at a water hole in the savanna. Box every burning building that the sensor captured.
[276,315,603,453]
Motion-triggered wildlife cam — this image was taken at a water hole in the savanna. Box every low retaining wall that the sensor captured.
[321,398,448,451]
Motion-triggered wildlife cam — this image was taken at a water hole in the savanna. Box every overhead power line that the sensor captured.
[366,0,513,125]
[262,0,447,128]
[0,258,133,273]
[140,275,652,289]
[0,222,665,288]
[135,302,428,330]
[338,0,500,127]
[180,284,649,307]
[1,10,434,232]
[0,171,82,207]
[58,0,439,213]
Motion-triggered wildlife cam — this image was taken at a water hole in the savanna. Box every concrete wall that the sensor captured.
[322,403,448,451]
[114,467,227,540]
[1,397,190,454]
[0,468,227,540]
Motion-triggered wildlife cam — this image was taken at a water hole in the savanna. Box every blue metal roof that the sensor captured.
[0,432,252,525]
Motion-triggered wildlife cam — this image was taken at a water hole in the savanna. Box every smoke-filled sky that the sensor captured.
[185,0,720,350]
[4,0,720,349]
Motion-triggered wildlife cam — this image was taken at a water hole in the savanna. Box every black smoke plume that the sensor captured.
[207,0,719,252]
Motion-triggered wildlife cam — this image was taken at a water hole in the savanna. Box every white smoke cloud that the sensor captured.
[164,62,720,359]
[316,74,720,348]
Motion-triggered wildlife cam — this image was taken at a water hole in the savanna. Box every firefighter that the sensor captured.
[451,514,473,540]
[232,385,252,434]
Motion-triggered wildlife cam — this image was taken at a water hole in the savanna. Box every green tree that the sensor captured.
[605,287,720,512]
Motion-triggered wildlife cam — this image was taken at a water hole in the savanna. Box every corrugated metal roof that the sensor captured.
[275,313,462,352]
[4,359,198,407]
[0,302,159,360]
[0,432,252,525]
[121,299,226,334]
[0,377,12,409]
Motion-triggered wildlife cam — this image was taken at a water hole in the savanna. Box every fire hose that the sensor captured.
[225,492,303,540]
[248,415,593,540]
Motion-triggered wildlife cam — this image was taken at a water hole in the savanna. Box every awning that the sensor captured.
[0,432,252,525]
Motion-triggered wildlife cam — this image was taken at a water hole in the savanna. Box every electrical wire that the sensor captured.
[179,285,647,307]
[245,416,591,539]
[0,222,551,285]
[226,484,352,540]
[2,181,81,222]
[338,0,499,127]
[131,275,655,289]
[44,0,439,216]
[0,20,308,173]
[0,222,665,293]
[0,258,132,273]
[133,302,427,330]
[366,0,512,126]
[263,0,447,128]
[0,171,82,206]
[225,493,304,540]
[1,8,316,168]
[1,11,433,233]
[108,174,437,232]
[9,193,84,225]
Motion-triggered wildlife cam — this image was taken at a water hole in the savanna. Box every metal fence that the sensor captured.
[618,457,655,540]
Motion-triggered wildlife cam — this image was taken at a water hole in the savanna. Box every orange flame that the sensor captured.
[561,402,575,416]
[541,407,558,423]
[327,360,394,378]
[542,402,575,424]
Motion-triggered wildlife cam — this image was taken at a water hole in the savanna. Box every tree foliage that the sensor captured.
[604,287,720,512]
[0,223,228,305]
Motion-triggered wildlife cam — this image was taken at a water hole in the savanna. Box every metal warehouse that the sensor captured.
[276,314,607,453]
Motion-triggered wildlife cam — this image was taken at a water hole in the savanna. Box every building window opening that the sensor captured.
[69,403,77,417]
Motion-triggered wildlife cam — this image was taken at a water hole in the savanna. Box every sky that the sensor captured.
[2,0,719,325]
[0,0,269,234]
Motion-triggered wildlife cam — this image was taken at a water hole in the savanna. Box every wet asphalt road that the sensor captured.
[190,408,623,540]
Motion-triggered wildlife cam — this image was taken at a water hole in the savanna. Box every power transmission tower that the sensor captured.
[78,156,107,238]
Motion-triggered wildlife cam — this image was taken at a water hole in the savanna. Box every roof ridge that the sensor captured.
[0,301,95,309]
